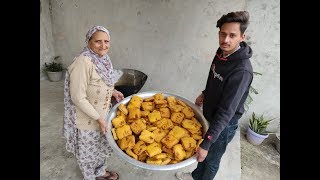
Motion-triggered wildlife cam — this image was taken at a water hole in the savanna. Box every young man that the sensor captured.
[176,11,253,180]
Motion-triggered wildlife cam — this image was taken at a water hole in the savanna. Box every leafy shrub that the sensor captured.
[249,112,274,135]
[42,56,64,72]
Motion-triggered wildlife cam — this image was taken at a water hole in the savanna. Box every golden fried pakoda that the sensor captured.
[118,135,135,150]
[181,106,195,119]
[116,124,132,140]
[173,144,186,161]
[166,96,176,107]
[141,102,154,111]
[176,99,187,107]
[170,104,184,112]
[185,150,193,159]
[166,152,174,159]
[138,151,148,161]
[152,128,167,143]
[111,116,126,128]
[155,118,174,130]
[126,148,138,160]
[159,107,171,118]
[146,157,162,165]
[143,96,154,102]
[146,125,158,132]
[161,134,179,149]
[153,153,167,160]
[161,158,171,165]
[116,110,126,117]
[181,119,202,135]
[148,110,161,123]
[192,134,203,140]
[111,93,204,165]
[133,140,147,155]
[154,99,167,105]
[128,107,141,120]
[130,119,147,135]
[162,145,173,154]
[140,110,150,117]
[118,103,128,115]
[146,142,162,157]
[171,112,185,124]
[155,103,168,108]
[154,93,164,101]
[168,126,189,140]
[139,129,155,144]
[128,95,143,109]
[180,136,197,151]
[191,117,203,127]
[111,128,118,140]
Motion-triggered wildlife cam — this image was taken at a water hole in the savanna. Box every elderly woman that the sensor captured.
[63,26,123,180]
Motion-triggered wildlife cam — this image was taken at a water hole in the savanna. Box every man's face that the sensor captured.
[88,31,110,57]
[218,22,245,55]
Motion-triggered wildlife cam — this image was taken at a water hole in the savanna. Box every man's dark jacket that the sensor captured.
[200,41,253,150]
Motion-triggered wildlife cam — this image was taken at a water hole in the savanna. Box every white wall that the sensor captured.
[40,0,56,80]
[244,0,280,132]
[42,0,280,131]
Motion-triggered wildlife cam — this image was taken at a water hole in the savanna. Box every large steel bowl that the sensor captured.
[105,91,209,171]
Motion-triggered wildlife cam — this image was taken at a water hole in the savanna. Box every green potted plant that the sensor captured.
[244,71,262,112]
[246,112,274,145]
[42,56,64,82]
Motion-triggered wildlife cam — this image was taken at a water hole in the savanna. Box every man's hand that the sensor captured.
[195,93,204,107]
[112,89,124,102]
[97,118,107,135]
[195,147,208,162]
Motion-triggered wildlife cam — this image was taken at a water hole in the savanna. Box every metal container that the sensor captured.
[114,68,148,97]
[105,91,209,171]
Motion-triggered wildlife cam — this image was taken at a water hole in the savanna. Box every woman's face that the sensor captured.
[88,31,110,57]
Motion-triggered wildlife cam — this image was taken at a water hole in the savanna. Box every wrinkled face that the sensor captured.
[219,22,245,55]
[88,31,110,57]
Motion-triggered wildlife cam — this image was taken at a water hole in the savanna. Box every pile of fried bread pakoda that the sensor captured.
[111,93,204,165]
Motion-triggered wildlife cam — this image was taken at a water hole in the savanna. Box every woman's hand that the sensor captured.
[97,118,107,135]
[195,93,204,107]
[112,89,124,102]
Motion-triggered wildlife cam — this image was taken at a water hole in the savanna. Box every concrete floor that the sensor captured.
[239,128,280,180]
[40,80,279,180]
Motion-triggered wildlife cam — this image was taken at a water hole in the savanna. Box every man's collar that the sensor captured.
[222,45,241,58]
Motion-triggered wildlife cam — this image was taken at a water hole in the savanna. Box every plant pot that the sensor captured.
[47,71,63,82]
[246,127,269,145]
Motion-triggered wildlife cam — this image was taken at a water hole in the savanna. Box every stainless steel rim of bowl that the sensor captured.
[105,91,209,170]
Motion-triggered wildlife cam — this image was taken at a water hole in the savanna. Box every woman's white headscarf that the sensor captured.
[81,26,120,86]
[63,26,121,154]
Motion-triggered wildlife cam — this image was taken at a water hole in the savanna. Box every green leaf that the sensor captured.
[253,71,262,76]
[244,72,262,113]
[248,112,275,134]
[249,118,253,128]
[246,94,253,104]
[253,119,258,132]
[42,61,64,72]
[250,86,259,95]
[244,103,249,112]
